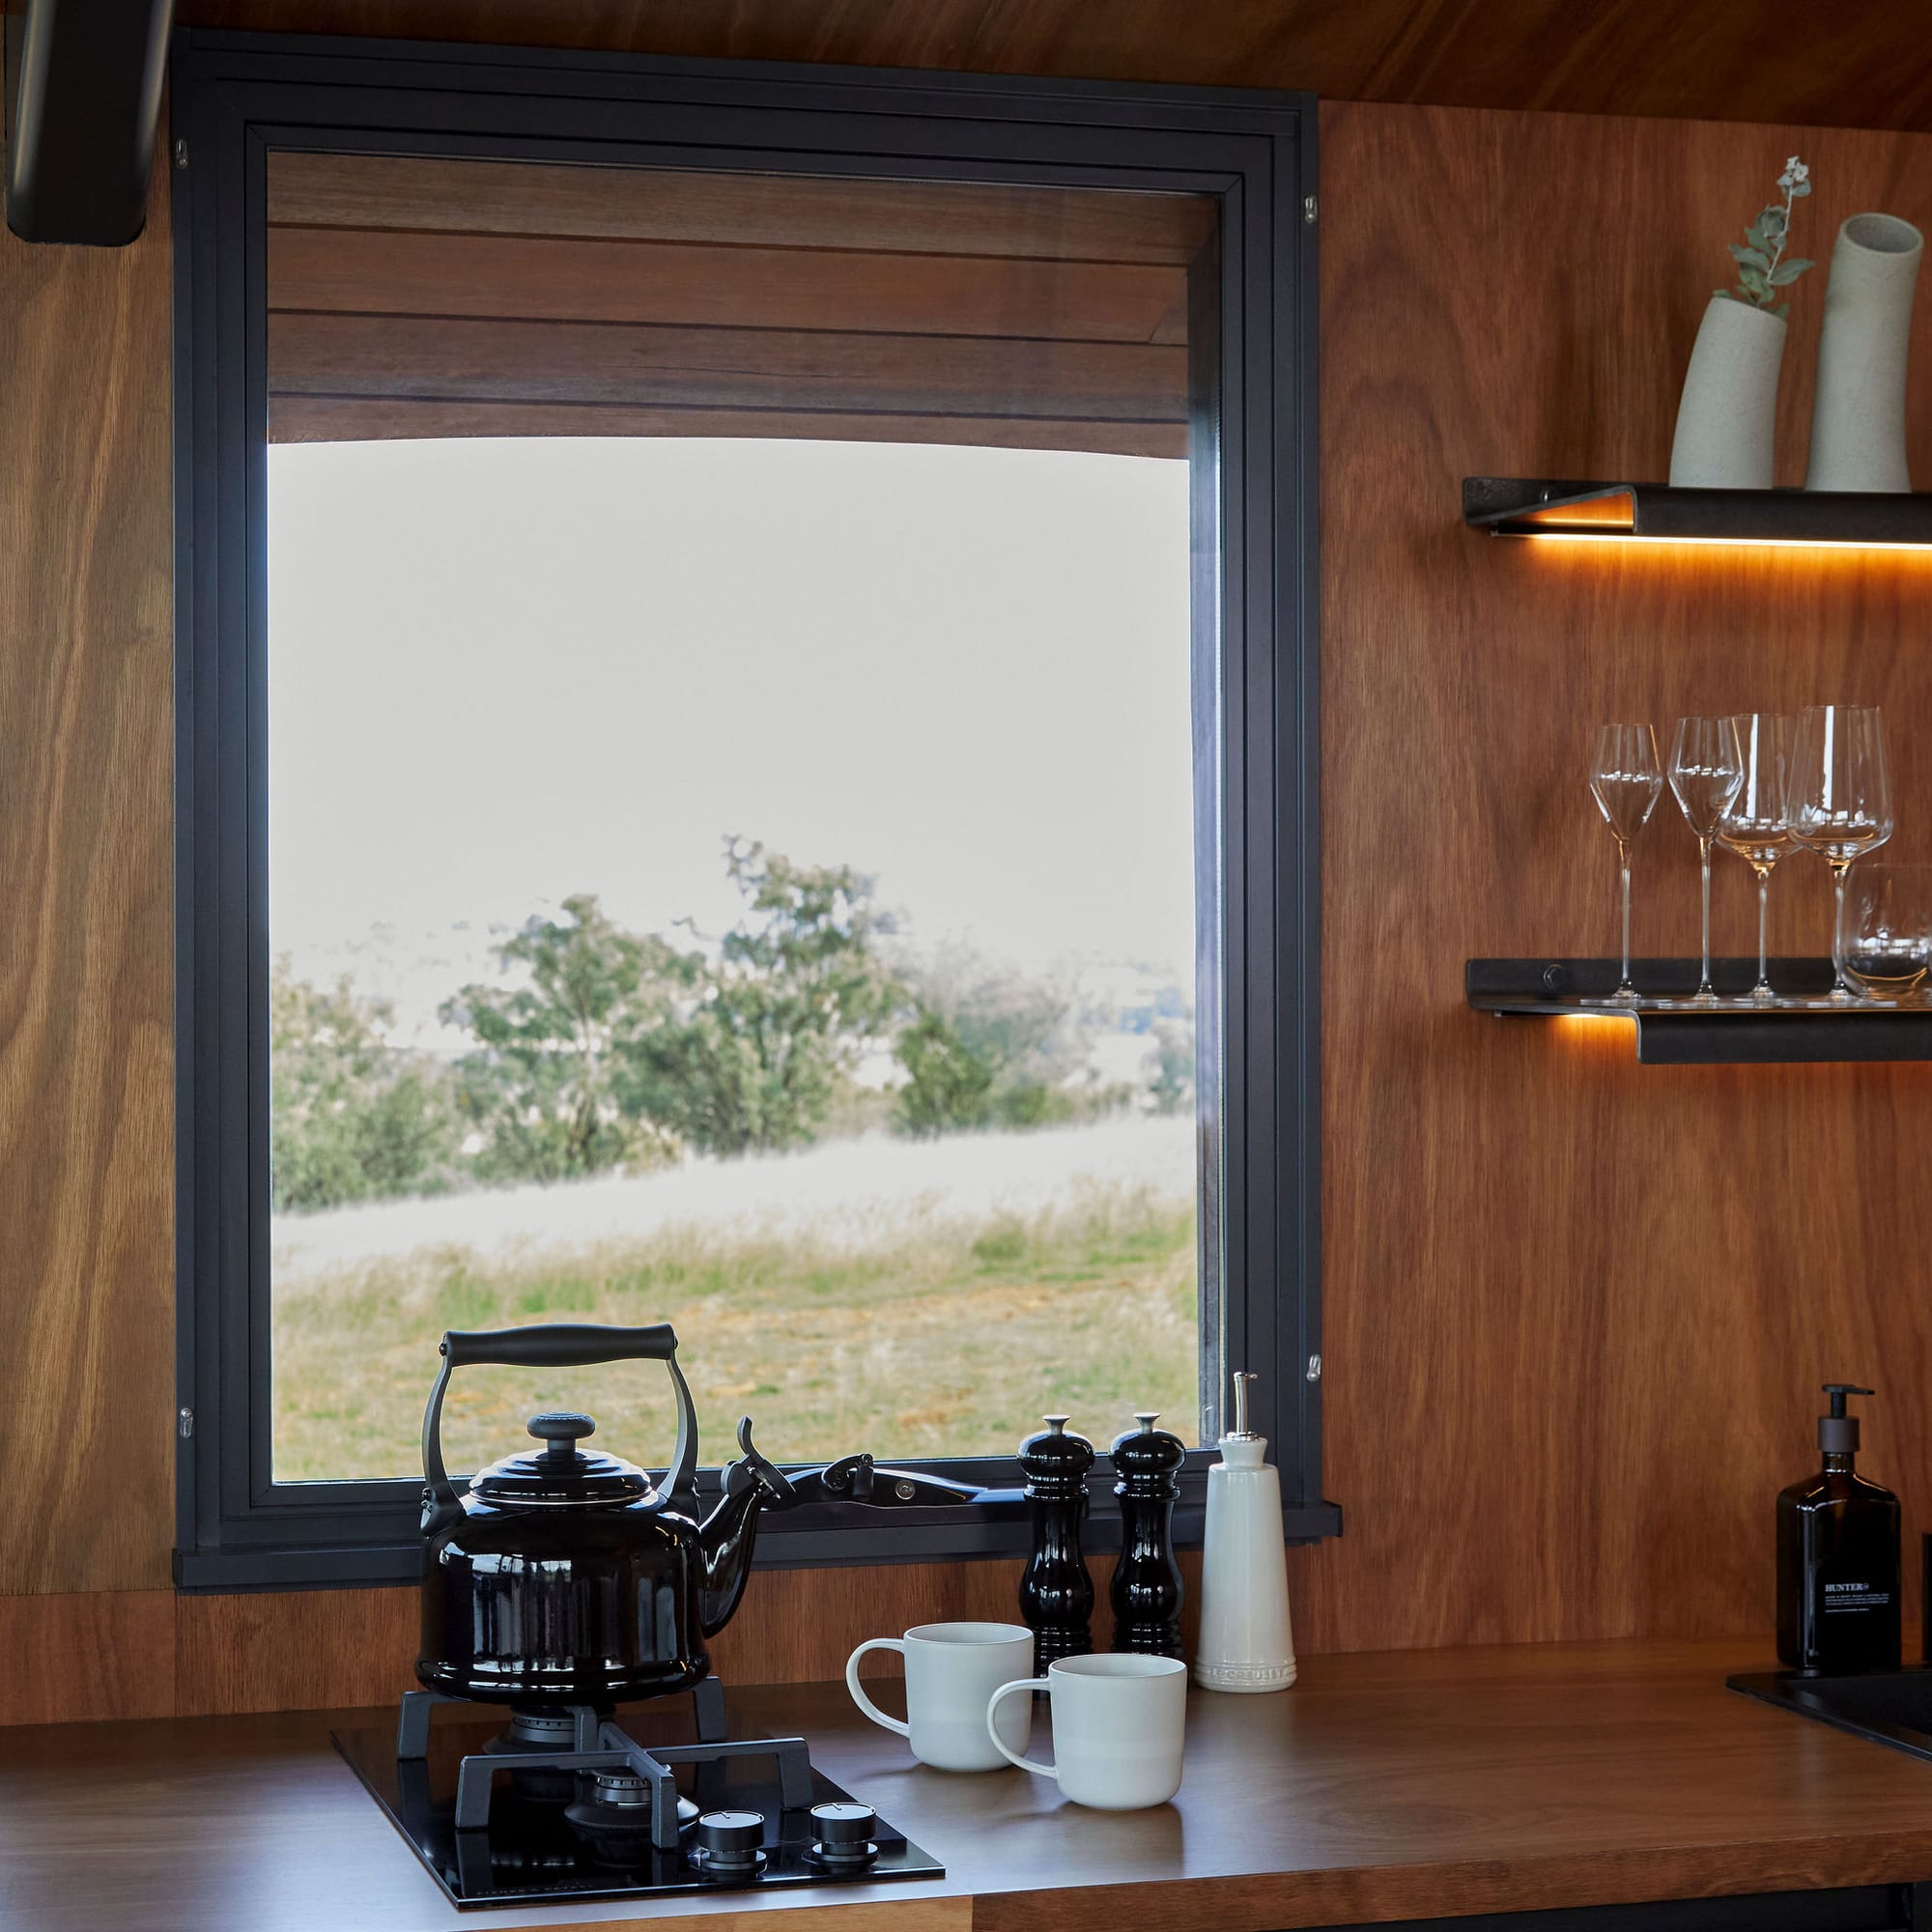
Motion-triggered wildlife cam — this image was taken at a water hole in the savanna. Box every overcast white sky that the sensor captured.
[268,437,1194,1037]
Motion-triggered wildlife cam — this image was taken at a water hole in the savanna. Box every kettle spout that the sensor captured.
[696,1417,798,1637]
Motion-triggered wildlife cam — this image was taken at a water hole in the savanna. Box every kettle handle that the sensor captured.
[419,1322,699,1533]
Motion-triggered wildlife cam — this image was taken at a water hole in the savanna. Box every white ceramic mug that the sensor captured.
[846,1621,1035,1772]
[985,1652,1187,1808]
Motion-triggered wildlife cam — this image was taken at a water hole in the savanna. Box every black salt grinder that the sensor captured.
[1018,1414,1094,1671]
[1109,1410,1186,1659]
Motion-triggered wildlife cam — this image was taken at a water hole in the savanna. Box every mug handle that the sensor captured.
[986,1678,1056,1777]
[845,1638,910,1737]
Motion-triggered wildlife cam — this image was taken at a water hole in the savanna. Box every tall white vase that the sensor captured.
[1806,213,1924,492]
[1669,296,1786,487]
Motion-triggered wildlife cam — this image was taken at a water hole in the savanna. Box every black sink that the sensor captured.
[1728,1664,1932,1762]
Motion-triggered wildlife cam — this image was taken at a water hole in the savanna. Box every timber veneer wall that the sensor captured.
[4,90,1932,1722]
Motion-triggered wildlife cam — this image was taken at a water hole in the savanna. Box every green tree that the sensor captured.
[441,895,696,1183]
[891,948,1081,1136]
[894,1007,997,1137]
[270,961,459,1211]
[634,838,898,1156]
[1146,1019,1195,1117]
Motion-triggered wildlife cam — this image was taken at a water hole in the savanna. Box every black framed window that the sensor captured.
[171,28,1332,1590]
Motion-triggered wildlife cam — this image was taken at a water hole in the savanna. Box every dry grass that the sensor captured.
[272,1179,1199,1481]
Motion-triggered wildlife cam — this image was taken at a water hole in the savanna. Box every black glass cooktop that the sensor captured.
[332,1718,945,1910]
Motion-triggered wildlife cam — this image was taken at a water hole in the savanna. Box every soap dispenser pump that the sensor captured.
[1777,1382,1901,1674]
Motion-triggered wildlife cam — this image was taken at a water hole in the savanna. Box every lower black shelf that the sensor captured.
[1466,958,1932,1065]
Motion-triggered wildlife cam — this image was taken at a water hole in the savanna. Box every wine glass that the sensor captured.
[1716,713,1796,1004]
[1667,716,1745,1004]
[1589,723,1664,1003]
[1835,865,1932,1003]
[1787,704,1894,1001]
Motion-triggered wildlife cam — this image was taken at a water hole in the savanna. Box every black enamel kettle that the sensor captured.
[415,1321,797,1706]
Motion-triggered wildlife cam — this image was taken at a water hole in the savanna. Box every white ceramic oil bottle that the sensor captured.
[1193,1370,1296,1692]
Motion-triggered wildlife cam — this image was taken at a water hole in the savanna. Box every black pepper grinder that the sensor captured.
[1109,1410,1186,1659]
[1017,1414,1094,1671]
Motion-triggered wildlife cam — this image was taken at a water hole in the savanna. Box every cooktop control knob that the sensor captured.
[810,1800,879,1869]
[692,1809,767,1876]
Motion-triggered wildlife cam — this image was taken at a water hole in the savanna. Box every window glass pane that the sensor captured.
[264,155,1219,1482]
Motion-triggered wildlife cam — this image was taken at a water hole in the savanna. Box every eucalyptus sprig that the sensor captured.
[1718,156,1814,320]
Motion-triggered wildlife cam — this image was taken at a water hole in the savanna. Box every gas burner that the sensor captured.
[488,1712,588,1804]
[494,1711,586,1754]
[333,1678,944,1908]
[563,1771,700,1864]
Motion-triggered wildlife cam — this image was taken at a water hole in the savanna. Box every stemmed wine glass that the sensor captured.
[1667,716,1745,1004]
[1589,723,1664,1003]
[1786,704,1894,1002]
[1715,713,1796,1004]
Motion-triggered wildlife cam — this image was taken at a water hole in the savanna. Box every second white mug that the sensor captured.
[986,1652,1187,1808]
[846,1621,1035,1772]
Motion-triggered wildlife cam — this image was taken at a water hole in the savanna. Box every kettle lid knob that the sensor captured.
[528,1410,596,1456]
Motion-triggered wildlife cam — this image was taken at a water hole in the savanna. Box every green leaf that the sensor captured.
[1769,258,1813,285]
[1740,266,1770,295]
[1791,181,1812,196]
[1746,220,1769,250]
[1774,301,1791,321]
[1729,242,1772,270]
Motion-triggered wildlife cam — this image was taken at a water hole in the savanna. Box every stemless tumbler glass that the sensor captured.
[1589,723,1664,1003]
[1834,865,1932,1003]
[1667,717,1745,1004]
[1787,704,1894,1001]
[1716,713,1797,1004]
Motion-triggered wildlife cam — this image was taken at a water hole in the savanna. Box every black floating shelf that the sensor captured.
[1467,958,1932,1065]
[1463,477,1932,548]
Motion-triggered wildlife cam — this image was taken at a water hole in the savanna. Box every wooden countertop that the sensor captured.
[5,1637,1932,1932]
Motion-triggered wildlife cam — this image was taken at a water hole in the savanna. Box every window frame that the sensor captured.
[171,26,1333,1591]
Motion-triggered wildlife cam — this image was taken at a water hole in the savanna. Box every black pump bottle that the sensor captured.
[1776,1383,1901,1674]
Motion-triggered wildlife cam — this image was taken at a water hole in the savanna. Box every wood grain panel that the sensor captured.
[0,146,176,1595]
[269,395,1186,456]
[267,153,1218,264]
[178,0,1932,137]
[1307,100,1932,1658]
[268,311,1188,421]
[175,1584,420,1717]
[268,227,1185,341]
[0,1593,176,1727]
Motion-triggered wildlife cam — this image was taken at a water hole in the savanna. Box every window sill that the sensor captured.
[173,1493,1343,1592]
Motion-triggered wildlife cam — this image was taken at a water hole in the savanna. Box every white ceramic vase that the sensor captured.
[1806,213,1924,492]
[1668,295,1786,488]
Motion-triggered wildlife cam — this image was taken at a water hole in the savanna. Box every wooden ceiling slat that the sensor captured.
[266,153,1219,265]
[267,225,1187,344]
[269,311,1189,421]
[199,0,1932,136]
[268,394,1187,457]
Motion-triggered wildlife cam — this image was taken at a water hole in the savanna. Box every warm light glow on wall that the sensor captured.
[1520,531,1932,554]
[1551,1012,1639,1037]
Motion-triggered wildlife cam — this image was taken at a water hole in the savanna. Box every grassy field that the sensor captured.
[272,1171,1199,1482]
